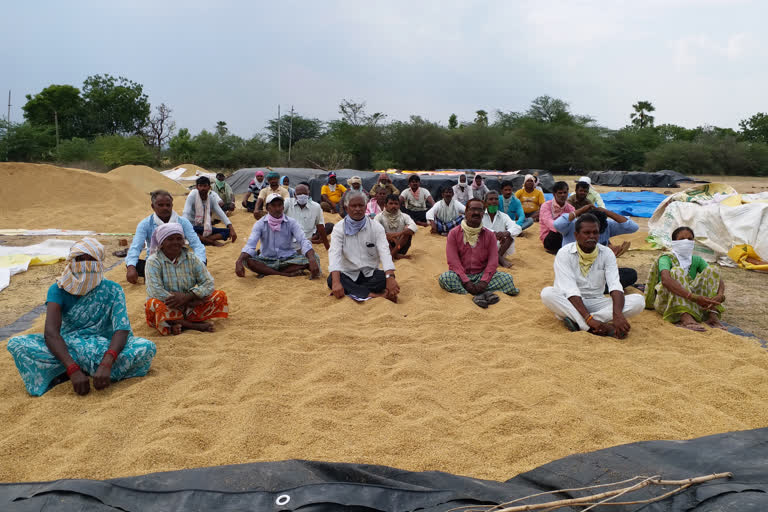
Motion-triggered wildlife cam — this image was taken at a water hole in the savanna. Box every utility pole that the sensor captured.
[277,104,281,153]
[6,90,10,122]
[54,110,60,155]
[288,105,294,162]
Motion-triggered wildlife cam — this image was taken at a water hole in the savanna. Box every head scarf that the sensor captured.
[150,223,185,256]
[457,175,467,189]
[460,219,482,246]
[348,176,362,188]
[377,174,390,184]
[266,171,280,180]
[577,244,599,276]
[670,239,694,272]
[255,170,265,179]
[524,174,535,185]
[280,176,289,186]
[471,175,483,190]
[57,238,105,296]
[344,215,368,236]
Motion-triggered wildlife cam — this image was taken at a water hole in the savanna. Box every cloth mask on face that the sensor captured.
[670,239,695,272]
[296,194,309,206]
[487,205,498,214]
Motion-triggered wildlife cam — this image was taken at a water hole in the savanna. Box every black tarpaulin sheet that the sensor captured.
[228,169,557,203]
[587,170,682,187]
[3,428,767,511]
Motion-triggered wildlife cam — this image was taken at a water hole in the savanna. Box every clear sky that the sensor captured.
[2,0,765,137]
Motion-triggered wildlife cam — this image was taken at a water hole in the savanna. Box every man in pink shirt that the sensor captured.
[438,198,520,305]
[539,181,575,254]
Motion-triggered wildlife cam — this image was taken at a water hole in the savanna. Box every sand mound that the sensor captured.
[2,205,768,483]
[173,163,213,177]
[1,163,157,232]
[109,165,189,195]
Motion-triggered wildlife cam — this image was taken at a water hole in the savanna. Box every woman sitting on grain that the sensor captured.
[144,224,229,335]
[6,238,157,396]
[645,226,725,331]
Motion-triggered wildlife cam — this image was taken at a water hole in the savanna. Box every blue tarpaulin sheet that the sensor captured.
[543,191,667,218]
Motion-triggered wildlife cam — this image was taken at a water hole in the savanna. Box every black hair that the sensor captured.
[466,198,484,209]
[575,181,590,191]
[672,226,695,240]
[298,181,310,187]
[552,181,569,193]
[440,185,453,196]
[408,174,420,183]
[501,180,514,190]
[385,194,400,203]
[575,212,600,233]
[196,176,211,186]
[591,209,608,233]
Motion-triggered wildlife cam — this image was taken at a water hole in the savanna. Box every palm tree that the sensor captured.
[474,110,488,127]
[630,101,655,128]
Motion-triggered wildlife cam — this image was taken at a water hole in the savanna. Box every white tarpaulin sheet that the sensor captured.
[648,183,768,265]
[161,167,216,184]
[0,240,75,293]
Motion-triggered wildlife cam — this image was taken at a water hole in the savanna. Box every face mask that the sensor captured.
[296,194,309,206]
[670,239,694,270]
[487,205,498,214]
[215,179,224,186]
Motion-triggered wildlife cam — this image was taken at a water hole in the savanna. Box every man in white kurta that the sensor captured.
[426,186,466,235]
[540,213,644,338]
[482,191,522,268]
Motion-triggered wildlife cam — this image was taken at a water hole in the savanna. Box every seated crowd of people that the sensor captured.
[6,172,729,397]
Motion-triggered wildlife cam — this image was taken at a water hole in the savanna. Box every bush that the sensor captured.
[90,135,156,169]
[290,137,352,169]
[56,137,91,162]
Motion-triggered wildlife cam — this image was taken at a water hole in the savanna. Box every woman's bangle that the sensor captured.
[103,349,119,366]
[66,363,81,377]
[585,314,594,324]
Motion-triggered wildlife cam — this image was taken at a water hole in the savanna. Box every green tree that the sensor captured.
[90,135,155,169]
[215,121,228,137]
[22,84,85,140]
[739,112,768,143]
[448,113,458,130]
[630,100,655,128]
[0,120,55,161]
[474,110,489,126]
[81,74,150,136]
[338,99,386,127]
[526,96,572,123]
[265,113,323,147]
[168,128,196,163]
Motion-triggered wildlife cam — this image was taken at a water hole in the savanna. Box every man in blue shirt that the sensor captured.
[553,206,639,288]
[235,193,320,279]
[126,190,206,284]
[499,181,533,231]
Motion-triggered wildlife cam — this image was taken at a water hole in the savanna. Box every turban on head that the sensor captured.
[149,223,185,256]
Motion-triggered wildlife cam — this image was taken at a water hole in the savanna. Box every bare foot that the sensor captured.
[676,316,706,332]
[282,270,306,277]
[705,314,727,330]
[499,257,513,268]
[394,254,411,260]
[182,320,215,332]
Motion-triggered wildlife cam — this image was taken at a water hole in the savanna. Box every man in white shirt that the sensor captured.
[328,190,400,302]
[540,213,644,338]
[482,191,522,268]
[284,183,330,250]
[426,186,466,235]
[183,176,237,246]
[452,174,472,205]
[399,174,434,226]
[375,194,418,259]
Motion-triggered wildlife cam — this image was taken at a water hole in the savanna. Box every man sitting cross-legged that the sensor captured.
[438,198,520,304]
[482,190,522,268]
[375,194,418,259]
[183,176,237,246]
[328,190,400,302]
[284,182,330,250]
[235,194,320,279]
[426,185,466,235]
[540,213,644,338]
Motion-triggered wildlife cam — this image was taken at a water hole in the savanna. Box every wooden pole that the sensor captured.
[6,90,10,122]
[54,110,60,156]
[277,104,281,153]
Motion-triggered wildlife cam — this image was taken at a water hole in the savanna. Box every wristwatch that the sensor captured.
[386,273,396,279]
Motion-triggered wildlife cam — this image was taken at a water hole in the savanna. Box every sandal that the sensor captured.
[472,294,489,308]
[563,317,580,332]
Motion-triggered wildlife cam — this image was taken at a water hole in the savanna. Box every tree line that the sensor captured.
[2,75,768,175]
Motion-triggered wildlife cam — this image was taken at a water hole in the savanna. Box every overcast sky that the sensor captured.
[2,0,766,137]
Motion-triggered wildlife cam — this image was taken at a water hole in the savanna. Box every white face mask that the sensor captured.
[670,239,694,271]
[296,194,309,206]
